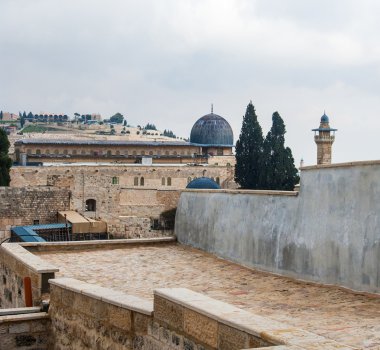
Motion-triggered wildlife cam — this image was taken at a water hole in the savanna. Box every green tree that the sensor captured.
[163,129,176,138]
[20,115,26,128]
[123,120,127,126]
[0,129,12,186]
[261,112,299,190]
[110,113,124,124]
[235,101,264,189]
[144,123,157,130]
[0,111,3,120]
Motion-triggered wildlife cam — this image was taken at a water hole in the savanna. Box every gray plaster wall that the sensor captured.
[175,162,380,294]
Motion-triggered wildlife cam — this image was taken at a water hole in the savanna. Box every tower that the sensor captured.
[312,113,337,165]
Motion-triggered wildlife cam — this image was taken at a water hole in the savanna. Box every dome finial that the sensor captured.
[211,103,213,114]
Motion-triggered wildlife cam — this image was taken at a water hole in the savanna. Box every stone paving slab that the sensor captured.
[35,243,380,349]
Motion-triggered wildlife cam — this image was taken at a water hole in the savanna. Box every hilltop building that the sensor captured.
[14,111,235,166]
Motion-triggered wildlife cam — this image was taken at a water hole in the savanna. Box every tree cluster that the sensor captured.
[162,129,176,138]
[235,101,299,190]
[110,113,124,124]
[0,128,12,186]
[144,123,157,130]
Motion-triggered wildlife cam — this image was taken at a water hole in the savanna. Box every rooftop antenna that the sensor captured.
[211,104,213,113]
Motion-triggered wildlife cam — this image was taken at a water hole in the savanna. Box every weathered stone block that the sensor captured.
[9,322,30,334]
[108,304,132,331]
[154,296,184,331]
[217,323,249,350]
[183,308,218,348]
[133,312,150,335]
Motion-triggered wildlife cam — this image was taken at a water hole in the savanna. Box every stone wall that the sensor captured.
[46,278,348,350]
[49,278,153,350]
[0,312,51,349]
[11,165,213,238]
[0,243,58,308]
[0,186,70,241]
[175,160,380,294]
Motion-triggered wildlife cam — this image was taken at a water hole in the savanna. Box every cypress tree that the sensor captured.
[235,101,264,189]
[262,112,299,190]
[0,129,12,186]
[0,111,3,120]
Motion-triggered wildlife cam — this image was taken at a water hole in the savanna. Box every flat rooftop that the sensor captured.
[35,243,380,349]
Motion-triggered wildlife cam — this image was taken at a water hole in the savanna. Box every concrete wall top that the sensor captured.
[301,159,380,171]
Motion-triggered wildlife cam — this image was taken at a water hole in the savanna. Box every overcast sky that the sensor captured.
[1,0,380,165]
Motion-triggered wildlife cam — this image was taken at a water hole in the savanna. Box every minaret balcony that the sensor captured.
[314,135,335,142]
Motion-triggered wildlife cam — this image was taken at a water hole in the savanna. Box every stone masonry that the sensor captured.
[0,187,70,241]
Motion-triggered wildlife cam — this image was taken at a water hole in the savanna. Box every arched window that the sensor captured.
[107,150,112,156]
[149,151,153,156]
[116,150,120,156]
[141,151,145,156]
[54,149,59,155]
[72,150,77,155]
[161,177,166,186]
[165,151,169,156]
[173,151,177,156]
[134,177,139,186]
[36,149,41,155]
[81,150,86,155]
[85,199,96,212]
[46,149,50,155]
[216,177,220,185]
[140,177,144,186]
[167,177,172,186]
[63,149,68,155]
[133,151,137,156]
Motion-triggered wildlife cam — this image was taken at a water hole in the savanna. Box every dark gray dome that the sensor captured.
[190,113,233,146]
[186,177,221,189]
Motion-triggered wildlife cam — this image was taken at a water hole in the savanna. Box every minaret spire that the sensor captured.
[211,104,213,114]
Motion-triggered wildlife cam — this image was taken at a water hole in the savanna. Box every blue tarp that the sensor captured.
[11,223,72,242]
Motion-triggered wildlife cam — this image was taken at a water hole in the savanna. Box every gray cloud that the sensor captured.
[1,0,380,165]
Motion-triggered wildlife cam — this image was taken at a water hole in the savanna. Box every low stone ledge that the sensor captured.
[0,312,49,323]
[0,307,41,316]
[49,277,153,315]
[1,243,59,273]
[154,288,357,349]
[182,189,298,196]
[21,236,176,252]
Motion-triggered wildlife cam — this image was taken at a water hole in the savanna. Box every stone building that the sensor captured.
[14,111,235,166]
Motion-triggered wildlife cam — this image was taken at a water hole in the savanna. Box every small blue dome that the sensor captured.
[186,177,221,189]
[321,113,329,123]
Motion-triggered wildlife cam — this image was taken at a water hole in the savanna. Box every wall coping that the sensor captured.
[0,312,49,323]
[0,243,59,273]
[21,237,176,251]
[50,278,153,316]
[154,288,356,349]
[301,159,380,171]
[182,189,298,196]
[0,307,41,316]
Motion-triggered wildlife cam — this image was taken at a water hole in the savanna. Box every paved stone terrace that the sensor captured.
[35,243,380,349]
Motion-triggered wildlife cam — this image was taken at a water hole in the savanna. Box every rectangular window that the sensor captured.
[112,176,119,185]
